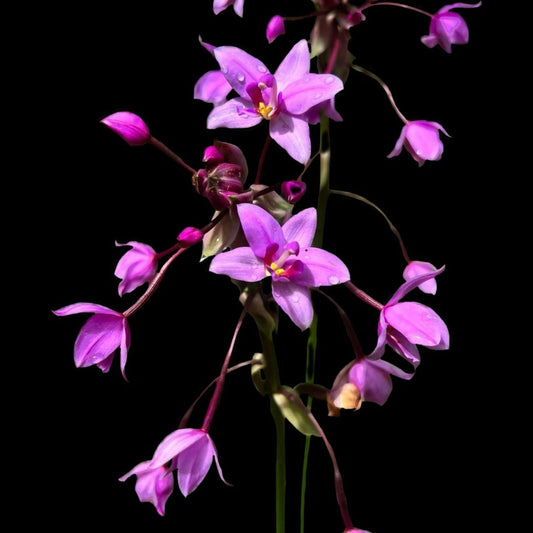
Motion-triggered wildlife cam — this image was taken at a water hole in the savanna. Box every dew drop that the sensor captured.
[313,92,322,99]
[325,76,335,84]
[237,73,245,82]
[328,275,339,285]
[257,64,267,73]
[291,294,300,303]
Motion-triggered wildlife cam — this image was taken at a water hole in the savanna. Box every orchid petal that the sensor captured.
[209,247,265,282]
[282,73,343,116]
[213,46,269,97]
[295,248,350,287]
[274,40,310,92]
[388,265,446,305]
[207,97,262,129]
[281,207,316,248]
[53,302,120,317]
[270,114,311,164]
[272,282,313,331]
[177,435,215,496]
[385,302,450,349]
[237,202,285,258]
[150,429,205,468]
[194,70,232,104]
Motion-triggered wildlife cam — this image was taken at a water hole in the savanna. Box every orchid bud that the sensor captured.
[100,111,151,146]
[178,227,203,247]
[202,145,224,164]
[281,181,307,204]
[266,15,285,43]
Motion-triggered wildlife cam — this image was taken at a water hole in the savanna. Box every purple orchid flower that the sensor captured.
[266,15,285,43]
[120,427,227,514]
[421,2,482,54]
[368,266,450,368]
[209,203,350,331]
[328,356,413,414]
[114,240,158,296]
[202,39,344,164]
[213,0,244,17]
[387,120,450,166]
[52,303,131,379]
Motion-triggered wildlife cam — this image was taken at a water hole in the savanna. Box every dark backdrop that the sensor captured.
[17,1,513,531]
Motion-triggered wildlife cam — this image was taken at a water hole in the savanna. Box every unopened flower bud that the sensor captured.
[281,181,307,204]
[100,111,151,146]
[266,15,285,43]
[178,227,203,247]
[203,145,224,164]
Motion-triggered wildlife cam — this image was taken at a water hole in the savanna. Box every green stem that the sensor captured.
[256,324,285,533]
[300,113,331,532]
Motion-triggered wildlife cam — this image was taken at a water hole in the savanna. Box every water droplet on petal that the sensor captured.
[291,294,300,303]
[257,64,267,73]
[328,275,339,285]
[325,76,335,84]
[237,73,245,82]
[314,92,322,99]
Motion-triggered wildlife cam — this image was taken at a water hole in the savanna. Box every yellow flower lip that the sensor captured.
[257,102,273,119]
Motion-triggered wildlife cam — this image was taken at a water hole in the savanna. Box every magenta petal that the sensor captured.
[388,265,445,305]
[282,73,343,116]
[296,247,350,287]
[53,302,120,317]
[274,40,311,91]
[134,465,174,516]
[384,302,449,349]
[281,207,316,248]
[73,314,124,368]
[209,247,266,282]
[270,114,310,164]
[237,203,285,258]
[150,429,205,468]
[176,434,215,496]
[194,70,232,104]
[272,282,313,331]
[207,98,262,129]
[213,46,269,98]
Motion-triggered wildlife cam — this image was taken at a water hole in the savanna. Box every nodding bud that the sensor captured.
[266,15,285,43]
[202,145,224,165]
[178,227,203,247]
[100,111,151,146]
[281,181,307,204]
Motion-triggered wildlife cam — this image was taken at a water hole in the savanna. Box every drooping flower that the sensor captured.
[202,39,344,164]
[328,356,413,415]
[213,0,244,17]
[368,266,450,368]
[114,241,157,296]
[387,120,450,166]
[403,260,438,294]
[120,428,227,515]
[52,303,131,379]
[209,203,350,330]
[421,2,482,54]
[100,111,151,146]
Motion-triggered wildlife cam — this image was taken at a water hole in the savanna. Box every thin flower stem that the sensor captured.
[351,63,409,124]
[149,136,197,175]
[202,299,251,432]
[281,388,354,531]
[343,280,384,310]
[330,188,410,263]
[362,1,431,17]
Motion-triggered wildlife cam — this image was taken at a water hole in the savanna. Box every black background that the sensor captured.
[15,1,519,531]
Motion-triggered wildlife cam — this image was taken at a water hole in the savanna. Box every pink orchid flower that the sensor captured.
[100,111,151,146]
[202,39,343,164]
[114,241,158,297]
[387,120,450,166]
[266,15,285,43]
[329,356,413,414]
[368,266,450,368]
[421,2,482,54]
[213,0,244,17]
[209,203,350,331]
[52,303,131,379]
[120,428,227,515]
